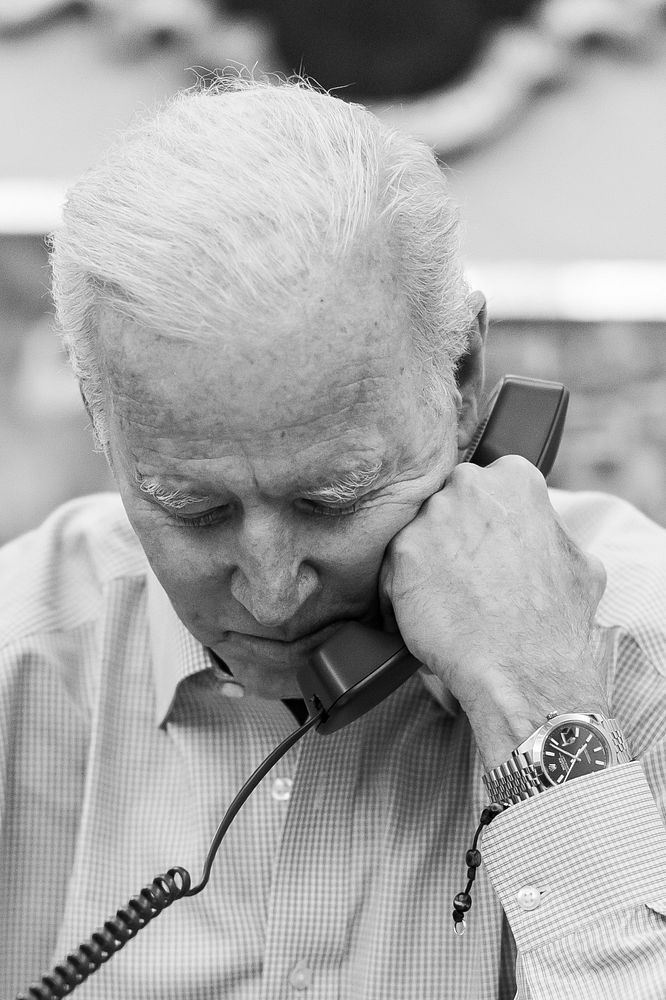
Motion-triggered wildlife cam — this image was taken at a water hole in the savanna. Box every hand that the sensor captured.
[379,456,611,769]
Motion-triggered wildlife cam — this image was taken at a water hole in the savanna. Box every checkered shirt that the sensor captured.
[1,489,665,999]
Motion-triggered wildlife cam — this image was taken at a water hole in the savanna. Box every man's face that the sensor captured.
[102,254,463,698]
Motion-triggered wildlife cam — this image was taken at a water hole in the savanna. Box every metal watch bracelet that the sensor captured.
[483,752,545,806]
[482,716,632,807]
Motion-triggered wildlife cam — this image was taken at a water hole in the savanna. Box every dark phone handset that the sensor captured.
[296,375,569,734]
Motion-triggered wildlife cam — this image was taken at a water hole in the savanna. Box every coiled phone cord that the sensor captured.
[16,710,323,1000]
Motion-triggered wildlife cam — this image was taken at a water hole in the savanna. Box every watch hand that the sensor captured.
[563,755,578,781]
[562,738,592,780]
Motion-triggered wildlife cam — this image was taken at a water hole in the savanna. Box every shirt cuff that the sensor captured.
[480,761,666,952]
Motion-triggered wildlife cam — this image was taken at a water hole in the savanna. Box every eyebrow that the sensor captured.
[134,459,384,511]
[301,461,384,503]
[134,472,215,511]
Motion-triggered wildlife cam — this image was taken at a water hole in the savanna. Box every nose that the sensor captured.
[229,510,319,630]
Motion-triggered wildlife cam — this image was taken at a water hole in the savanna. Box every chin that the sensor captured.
[212,626,333,701]
[229,667,303,701]
[213,649,305,701]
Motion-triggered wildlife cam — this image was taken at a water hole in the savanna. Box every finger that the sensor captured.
[377,557,400,633]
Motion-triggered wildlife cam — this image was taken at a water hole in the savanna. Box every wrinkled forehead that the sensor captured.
[95,254,424,455]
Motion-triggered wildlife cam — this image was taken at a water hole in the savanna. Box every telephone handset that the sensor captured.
[296,375,569,734]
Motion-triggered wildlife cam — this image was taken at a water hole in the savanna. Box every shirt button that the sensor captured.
[516,885,542,911]
[220,682,244,699]
[288,960,312,991]
[272,776,293,802]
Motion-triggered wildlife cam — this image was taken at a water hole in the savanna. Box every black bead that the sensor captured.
[466,848,482,867]
[452,910,465,924]
[467,867,478,881]
[480,802,505,825]
[453,892,472,912]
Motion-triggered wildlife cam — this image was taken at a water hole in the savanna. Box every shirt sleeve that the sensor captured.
[480,761,666,999]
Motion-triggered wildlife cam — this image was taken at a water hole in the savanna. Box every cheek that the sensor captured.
[150,531,225,594]
[135,523,233,641]
[120,497,227,603]
[319,503,418,587]
[318,524,386,596]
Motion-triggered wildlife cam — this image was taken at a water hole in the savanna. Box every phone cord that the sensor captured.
[16,711,322,1000]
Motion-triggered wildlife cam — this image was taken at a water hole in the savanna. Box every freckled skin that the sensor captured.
[101,255,482,699]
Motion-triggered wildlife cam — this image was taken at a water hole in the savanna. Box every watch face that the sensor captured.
[541,723,610,786]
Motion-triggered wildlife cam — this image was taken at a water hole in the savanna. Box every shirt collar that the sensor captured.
[146,568,216,726]
[146,568,458,726]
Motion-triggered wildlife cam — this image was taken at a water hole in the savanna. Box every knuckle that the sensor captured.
[498,455,546,492]
[493,454,545,485]
[385,523,411,559]
[459,454,548,496]
[445,461,480,487]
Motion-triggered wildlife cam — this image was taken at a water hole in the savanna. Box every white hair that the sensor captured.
[50,75,475,454]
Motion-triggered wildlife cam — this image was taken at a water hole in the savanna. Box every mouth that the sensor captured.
[214,619,360,670]
[222,619,347,651]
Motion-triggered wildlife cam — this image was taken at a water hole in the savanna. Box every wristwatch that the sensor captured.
[482,711,633,807]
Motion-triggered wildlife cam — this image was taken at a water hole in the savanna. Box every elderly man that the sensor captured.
[1,79,665,999]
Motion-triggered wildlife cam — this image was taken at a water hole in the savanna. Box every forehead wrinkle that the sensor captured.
[112,371,392,454]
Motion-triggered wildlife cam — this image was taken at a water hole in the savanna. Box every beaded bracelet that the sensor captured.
[452,801,506,935]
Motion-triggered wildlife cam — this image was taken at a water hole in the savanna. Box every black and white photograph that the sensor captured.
[1,2,665,997]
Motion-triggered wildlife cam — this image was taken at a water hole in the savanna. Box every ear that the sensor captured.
[456,290,487,459]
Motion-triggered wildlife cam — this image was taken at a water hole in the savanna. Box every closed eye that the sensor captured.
[169,506,231,528]
[298,498,360,518]
[169,498,362,527]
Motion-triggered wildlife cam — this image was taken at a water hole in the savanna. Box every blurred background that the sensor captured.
[1,0,665,543]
